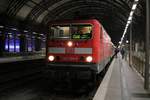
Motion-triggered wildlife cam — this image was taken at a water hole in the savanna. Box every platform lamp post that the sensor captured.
[125,40,129,61]
[144,0,150,90]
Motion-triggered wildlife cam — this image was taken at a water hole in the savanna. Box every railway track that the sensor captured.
[0,57,113,100]
[0,75,102,100]
[0,69,105,100]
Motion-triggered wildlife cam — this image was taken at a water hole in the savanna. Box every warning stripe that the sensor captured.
[48,47,92,54]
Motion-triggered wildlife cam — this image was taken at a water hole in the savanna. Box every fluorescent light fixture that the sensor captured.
[15,46,20,49]
[0,25,4,28]
[130,11,134,16]
[121,39,123,42]
[132,4,137,10]
[33,32,37,34]
[120,0,139,45]
[122,34,125,37]
[11,28,17,31]
[8,33,12,35]
[127,20,131,24]
[123,32,125,35]
[32,36,35,38]
[122,35,124,39]
[24,30,28,32]
[126,24,129,27]
[128,16,132,21]
[124,28,126,31]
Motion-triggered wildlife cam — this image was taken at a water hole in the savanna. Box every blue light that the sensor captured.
[5,33,21,52]
[5,39,8,51]
[15,39,20,52]
[9,38,14,52]
[28,40,32,52]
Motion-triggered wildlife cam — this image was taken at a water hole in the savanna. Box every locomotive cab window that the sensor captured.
[49,24,92,40]
[49,26,70,39]
[71,24,92,39]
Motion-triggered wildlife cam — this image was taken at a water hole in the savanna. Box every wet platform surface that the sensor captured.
[93,53,150,100]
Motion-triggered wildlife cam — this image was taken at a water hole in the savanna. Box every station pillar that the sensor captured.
[20,34,26,52]
[35,37,41,51]
[144,0,150,90]
[0,33,5,56]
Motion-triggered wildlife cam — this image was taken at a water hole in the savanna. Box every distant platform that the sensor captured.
[93,53,150,100]
[0,54,45,63]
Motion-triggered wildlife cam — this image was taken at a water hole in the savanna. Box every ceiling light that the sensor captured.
[0,25,4,28]
[33,32,37,34]
[127,20,131,24]
[24,30,28,32]
[128,16,132,21]
[126,40,129,43]
[132,4,137,10]
[120,0,139,46]
[11,28,17,31]
[126,24,129,27]
[135,0,139,2]
[130,11,134,16]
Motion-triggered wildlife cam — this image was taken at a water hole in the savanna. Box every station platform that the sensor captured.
[0,54,45,63]
[93,53,150,100]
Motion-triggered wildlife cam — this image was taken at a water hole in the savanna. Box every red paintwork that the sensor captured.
[46,19,113,64]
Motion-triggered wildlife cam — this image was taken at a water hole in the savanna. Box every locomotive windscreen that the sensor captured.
[49,24,92,39]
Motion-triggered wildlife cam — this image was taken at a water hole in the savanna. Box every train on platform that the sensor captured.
[46,19,114,81]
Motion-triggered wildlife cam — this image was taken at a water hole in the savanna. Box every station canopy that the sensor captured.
[0,0,145,45]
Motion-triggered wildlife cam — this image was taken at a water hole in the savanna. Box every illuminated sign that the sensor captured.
[72,34,91,39]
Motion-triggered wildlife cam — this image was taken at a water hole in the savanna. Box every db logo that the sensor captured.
[66,48,74,54]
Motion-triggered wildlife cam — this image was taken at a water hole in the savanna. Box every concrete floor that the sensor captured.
[93,53,150,100]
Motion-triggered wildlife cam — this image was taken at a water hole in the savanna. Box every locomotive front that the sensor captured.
[46,21,98,72]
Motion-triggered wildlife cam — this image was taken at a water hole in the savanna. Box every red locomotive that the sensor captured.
[46,19,114,80]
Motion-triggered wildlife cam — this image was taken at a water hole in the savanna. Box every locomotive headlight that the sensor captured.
[48,55,55,61]
[86,56,93,62]
[67,41,73,47]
